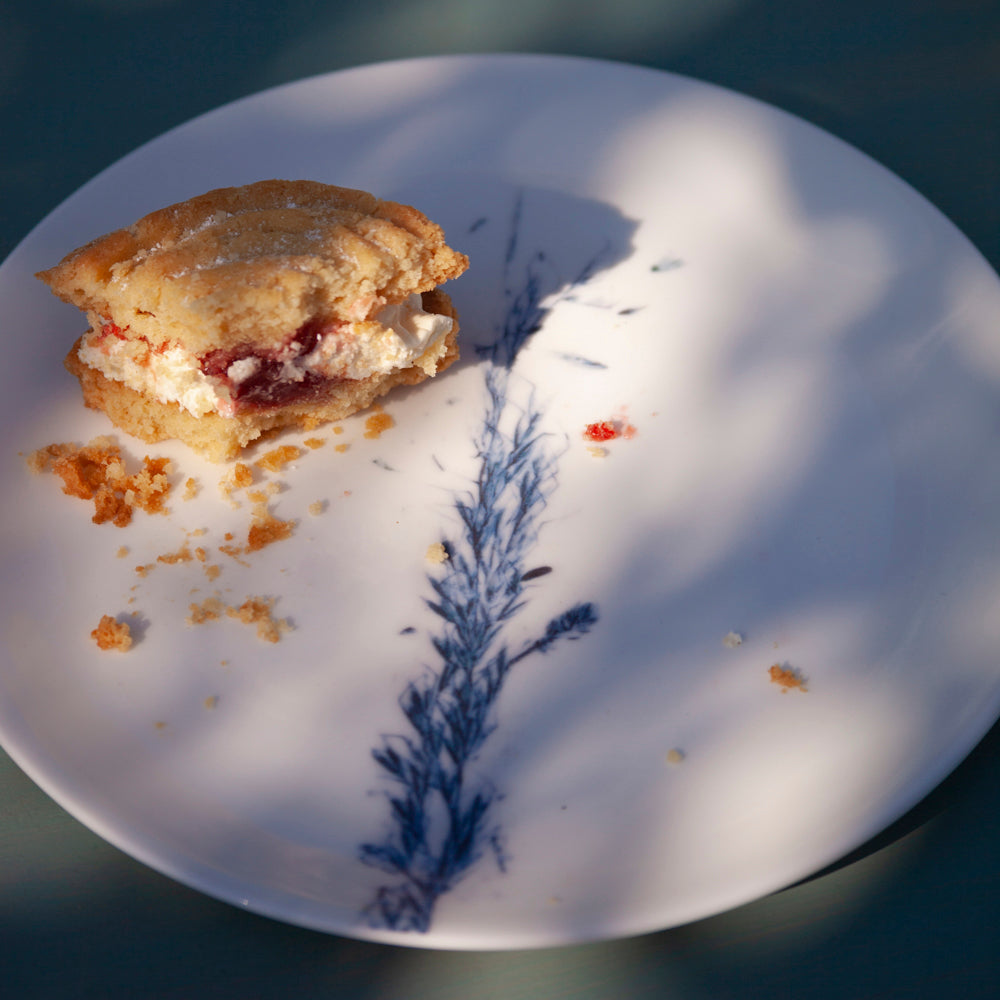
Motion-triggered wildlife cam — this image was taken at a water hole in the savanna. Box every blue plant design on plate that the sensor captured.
[358,193,610,932]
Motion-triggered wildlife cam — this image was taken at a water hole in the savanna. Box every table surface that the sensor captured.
[3,2,1000,996]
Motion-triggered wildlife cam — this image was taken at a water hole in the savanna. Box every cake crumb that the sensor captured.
[157,542,193,565]
[586,445,609,458]
[186,596,225,625]
[116,546,129,559]
[218,543,250,566]
[723,631,744,648]
[203,695,219,710]
[227,596,292,643]
[666,748,686,766]
[333,425,344,435]
[187,594,291,643]
[247,482,282,504]
[183,477,199,500]
[246,502,295,551]
[334,443,350,454]
[219,462,253,503]
[255,445,302,473]
[135,563,155,577]
[303,437,326,449]
[28,438,172,526]
[425,542,449,564]
[203,563,222,581]
[308,500,326,516]
[91,614,132,651]
[769,663,808,692]
[364,411,395,439]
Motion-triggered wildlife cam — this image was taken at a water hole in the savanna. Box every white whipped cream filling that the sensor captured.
[78,294,452,418]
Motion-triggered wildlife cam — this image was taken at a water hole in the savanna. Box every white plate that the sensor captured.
[3,54,1000,950]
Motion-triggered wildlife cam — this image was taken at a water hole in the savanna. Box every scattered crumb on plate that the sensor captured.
[254,445,302,473]
[157,542,194,565]
[187,595,291,643]
[186,596,225,625]
[91,614,132,651]
[769,663,808,692]
[666,748,685,766]
[246,503,295,552]
[219,462,253,503]
[364,410,395,439]
[227,596,291,643]
[723,631,744,648]
[27,437,171,526]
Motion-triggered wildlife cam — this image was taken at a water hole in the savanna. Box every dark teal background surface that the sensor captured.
[2,1,1000,996]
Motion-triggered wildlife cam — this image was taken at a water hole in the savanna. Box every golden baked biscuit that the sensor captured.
[38,180,468,462]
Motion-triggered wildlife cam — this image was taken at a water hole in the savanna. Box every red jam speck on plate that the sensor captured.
[584,421,619,442]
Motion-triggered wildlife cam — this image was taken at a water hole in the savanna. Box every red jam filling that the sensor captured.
[199,319,345,411]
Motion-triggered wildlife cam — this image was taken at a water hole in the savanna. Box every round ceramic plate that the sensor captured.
[3,54,1000,949]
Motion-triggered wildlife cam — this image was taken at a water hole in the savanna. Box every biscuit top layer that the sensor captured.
[37,180,469,355]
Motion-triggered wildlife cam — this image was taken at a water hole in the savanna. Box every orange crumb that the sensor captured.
[186,596,225,625]
[91,614,132,651]
[203,695,219,710]
[218,543,250,567]
[333,425,344,436]
[203,564,222,582]
[116,546,129,559]
[194,546,207,562]
[219,462,253,502]
[246,503,295,552]
[308,500,326,516]
[364,412,395,439]
[304,437,326,449]
[255,445,301,473]
[29,438,172,526]
[183,477,199,500]
[768,663,808,692]
[157,542,193,565]
[227,596,291,643]
[135,563,155,577]
[334,443,350,454]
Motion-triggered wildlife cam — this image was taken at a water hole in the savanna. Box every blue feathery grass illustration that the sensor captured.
[359,193,606,932]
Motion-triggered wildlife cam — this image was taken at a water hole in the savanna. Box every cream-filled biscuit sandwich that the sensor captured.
[38,180,468,461]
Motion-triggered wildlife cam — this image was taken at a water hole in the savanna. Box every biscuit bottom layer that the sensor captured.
[65,289,460,463]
